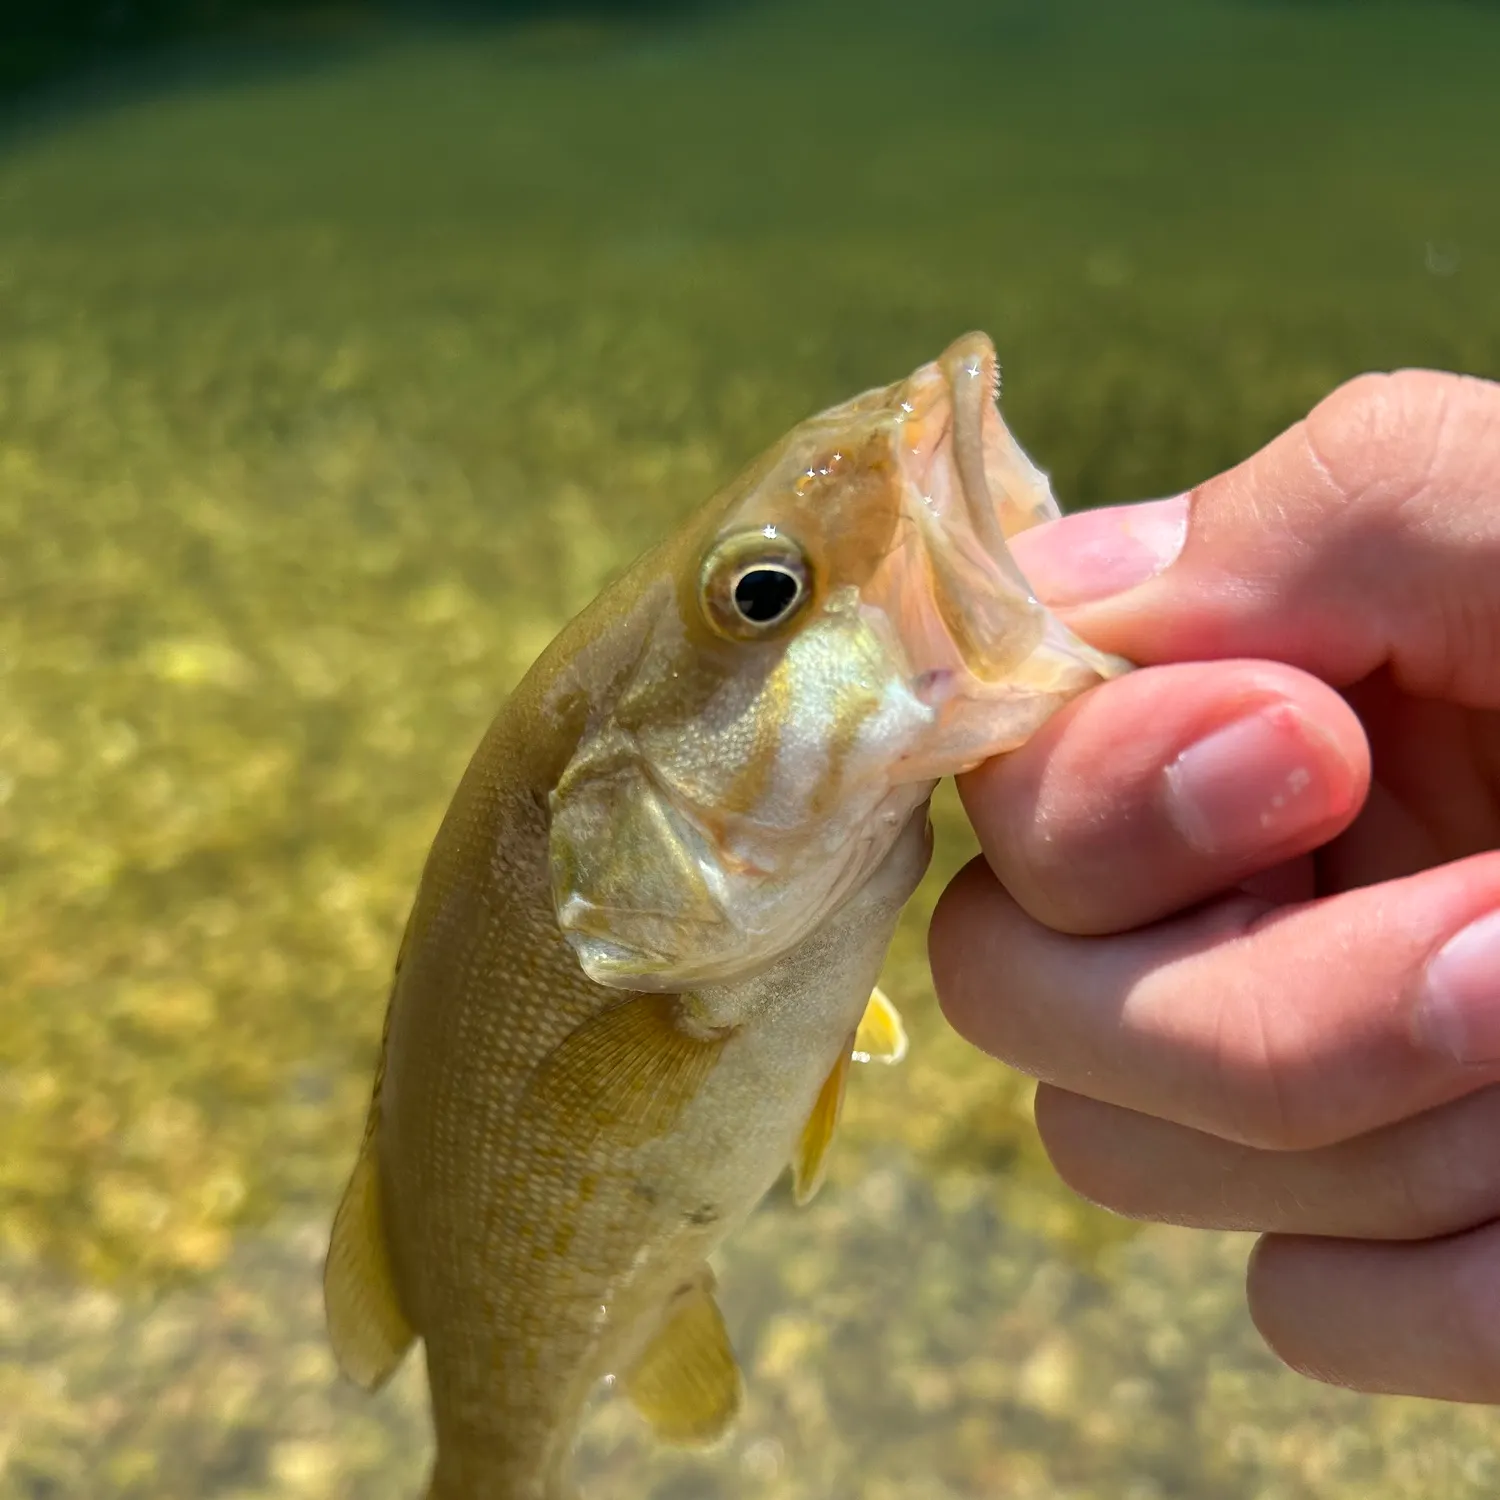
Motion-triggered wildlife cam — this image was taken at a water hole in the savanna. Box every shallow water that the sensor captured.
[3,0,1499,1494]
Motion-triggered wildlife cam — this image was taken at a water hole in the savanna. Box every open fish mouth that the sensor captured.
[868,331,1131,776]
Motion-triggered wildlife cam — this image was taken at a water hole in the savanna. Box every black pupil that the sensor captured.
[733,567,800,624]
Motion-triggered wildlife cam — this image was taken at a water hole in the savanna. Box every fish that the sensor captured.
[323,331,1130,1500]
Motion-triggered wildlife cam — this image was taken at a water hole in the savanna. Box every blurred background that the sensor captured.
[2,0,1498,1495]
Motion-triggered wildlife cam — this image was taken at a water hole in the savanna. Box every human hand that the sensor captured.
[929,369,1500,1402]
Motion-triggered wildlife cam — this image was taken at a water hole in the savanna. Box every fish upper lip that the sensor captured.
[890,335,1009,571]
[939,334,1013,573]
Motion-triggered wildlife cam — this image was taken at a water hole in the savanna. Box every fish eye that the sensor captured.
[700,533,813,640]
[732,565,802,624]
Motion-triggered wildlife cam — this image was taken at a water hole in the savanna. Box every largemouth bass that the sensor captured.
[324,332,1129,1499]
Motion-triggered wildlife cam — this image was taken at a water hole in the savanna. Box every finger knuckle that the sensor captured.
[1185,919,1375,1153]
[1207,993,1324,1153]
[1305,369,1456,511]
[1304,371,1500,697]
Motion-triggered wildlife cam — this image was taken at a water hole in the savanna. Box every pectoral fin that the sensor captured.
[792,1039,854,1206]
[524,994,728,1149]
[623,1267,742,1447]
[852,985,908,1064]
[323,1131,415,1390]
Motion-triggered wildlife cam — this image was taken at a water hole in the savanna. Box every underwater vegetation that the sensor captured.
[1,0,1498,1493]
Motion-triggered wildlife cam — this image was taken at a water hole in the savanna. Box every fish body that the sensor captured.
[324,333,1129,1499]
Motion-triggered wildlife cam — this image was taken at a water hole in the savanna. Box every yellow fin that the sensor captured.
[852,985,908,1064]
[524,994,727,1149]
[792,1039,853,1206]
[323,1131,415,1390]
[623,1267,742,1447]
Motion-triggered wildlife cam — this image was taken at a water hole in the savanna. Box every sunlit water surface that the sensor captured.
[3,0,1500,1494]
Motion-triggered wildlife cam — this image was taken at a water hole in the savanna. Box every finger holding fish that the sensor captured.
[933,368,1500,1409]
[952,656,1368,934]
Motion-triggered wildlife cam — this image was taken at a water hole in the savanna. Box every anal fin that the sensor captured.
[623,1266,742,1447]
[323,1131,415,1390]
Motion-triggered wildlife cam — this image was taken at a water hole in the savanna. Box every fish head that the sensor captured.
[549,331,1131,991]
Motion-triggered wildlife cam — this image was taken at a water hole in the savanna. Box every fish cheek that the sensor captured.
[549,753,727,984]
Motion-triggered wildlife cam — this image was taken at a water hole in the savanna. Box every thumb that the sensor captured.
[1014,369,1500,706]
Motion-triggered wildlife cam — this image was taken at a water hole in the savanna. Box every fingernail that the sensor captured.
[1163,704,1343,856]
[1416,911,1500,1064]
[1011,495,1190,607]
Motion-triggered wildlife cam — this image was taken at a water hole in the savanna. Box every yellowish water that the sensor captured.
[3,0,1499,1494]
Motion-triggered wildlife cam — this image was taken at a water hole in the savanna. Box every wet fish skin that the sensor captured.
[323,332,1128,1500]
